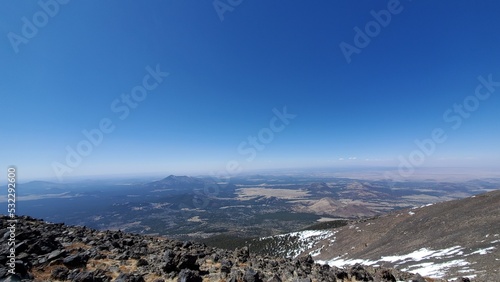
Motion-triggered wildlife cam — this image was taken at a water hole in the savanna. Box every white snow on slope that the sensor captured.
[402,259,471,278]
[260,230,336,258]
[381,246,463,263]
[262,230,335,241]
[470,246,495,255]
[316,246,472,279]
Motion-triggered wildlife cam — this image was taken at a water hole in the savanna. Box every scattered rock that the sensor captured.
[2,274,22,282]
[137,258,149,267]
[177,269,202,282]
[244,268,262,282]
[408,273,426,282]
[115,273,145,282]
[234,246,250,262]
[51,266,69,280]
[63,253,89,267]
[350,263,373,281]
[47,249,66,261]
[0,216,458,282]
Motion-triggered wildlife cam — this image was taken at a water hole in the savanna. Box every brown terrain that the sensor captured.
[303,190,500,281]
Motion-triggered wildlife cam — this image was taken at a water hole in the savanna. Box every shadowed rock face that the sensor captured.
[0,216,445,282]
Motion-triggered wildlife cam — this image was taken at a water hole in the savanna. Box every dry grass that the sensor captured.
[236,188,310,200]
[32,257,169,282]
[65,242,91,252]
[32,264,65,282]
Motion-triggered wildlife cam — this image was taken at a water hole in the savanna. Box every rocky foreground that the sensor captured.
[1,216,471,282]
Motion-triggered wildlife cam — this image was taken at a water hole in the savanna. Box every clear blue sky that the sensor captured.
[1,1,499,181]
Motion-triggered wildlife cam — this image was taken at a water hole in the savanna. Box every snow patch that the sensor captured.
[260,230,336,258]
[403,259,471,279]
[319,246,471,279]
[316,257,377,268]
[470,246,495,255]
[380,246,463,263]
[309,246,324,257]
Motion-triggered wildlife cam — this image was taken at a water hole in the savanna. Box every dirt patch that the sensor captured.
[236,188,310,200]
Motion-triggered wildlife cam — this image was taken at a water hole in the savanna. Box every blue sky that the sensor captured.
[1,1,499,181]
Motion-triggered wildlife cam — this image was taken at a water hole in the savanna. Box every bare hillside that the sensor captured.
[306,190,500,281]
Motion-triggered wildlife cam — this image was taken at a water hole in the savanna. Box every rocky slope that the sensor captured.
[1,216,448,282]
[300,190,500,281]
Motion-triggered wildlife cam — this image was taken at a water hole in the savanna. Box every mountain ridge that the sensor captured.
[300,190,500,281]
[0,216,439,282]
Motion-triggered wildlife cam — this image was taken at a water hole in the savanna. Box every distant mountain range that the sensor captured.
[143,175,217,191]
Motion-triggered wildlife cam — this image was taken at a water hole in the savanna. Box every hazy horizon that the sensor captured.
[7,165,500,185]
[1,1,499,182]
